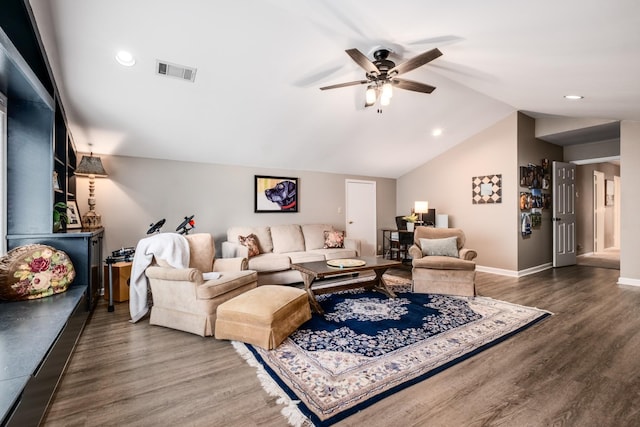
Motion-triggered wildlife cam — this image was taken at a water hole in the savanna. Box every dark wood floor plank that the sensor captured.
[42,264,640,427]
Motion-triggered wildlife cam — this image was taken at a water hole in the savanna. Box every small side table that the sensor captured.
[104,258,132,312]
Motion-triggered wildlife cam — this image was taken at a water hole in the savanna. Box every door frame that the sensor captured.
[593,170,605,253]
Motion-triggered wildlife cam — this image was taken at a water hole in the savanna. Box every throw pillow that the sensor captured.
[419,236,459,258]
[0,244,75,301]
[238,234,260,257]
[323,230,345,249]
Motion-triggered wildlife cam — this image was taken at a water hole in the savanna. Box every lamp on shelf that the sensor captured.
[75,152,108,229]
[414,201,429,225]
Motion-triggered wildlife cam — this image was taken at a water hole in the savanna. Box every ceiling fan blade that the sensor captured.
[345,48,379,75]
[389,48,442,76]
[392,78,436,94]
[320,80,369,90]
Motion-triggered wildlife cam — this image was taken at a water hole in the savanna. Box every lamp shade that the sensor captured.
[75,154,108,177]
[414,201,429,214]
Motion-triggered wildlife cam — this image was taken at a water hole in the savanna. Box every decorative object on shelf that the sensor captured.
[176,215,195,235]
[472,174,502,204]
[53,202,68,232]
[66,200,82,229]
[255,175,298,212]
[0,244,75,301]
[75,152,108,229]
[53,171,61,191]
[414,201,429,224]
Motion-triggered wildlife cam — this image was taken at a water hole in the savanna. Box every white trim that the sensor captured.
[477,263,553,278]
[617,277,640,287]
[570,156,620,165]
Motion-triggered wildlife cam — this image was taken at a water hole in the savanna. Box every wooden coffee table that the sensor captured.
[291,256,402,314]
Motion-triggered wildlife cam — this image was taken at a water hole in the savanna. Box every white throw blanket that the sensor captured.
[129,233,190,323]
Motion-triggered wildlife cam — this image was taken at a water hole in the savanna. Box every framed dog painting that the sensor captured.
[254,175,299,213]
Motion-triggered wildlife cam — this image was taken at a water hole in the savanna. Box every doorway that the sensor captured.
[345,179,376,256]
[593,171,605,253]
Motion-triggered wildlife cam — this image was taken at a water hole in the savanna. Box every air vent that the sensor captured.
[156,60,197,82]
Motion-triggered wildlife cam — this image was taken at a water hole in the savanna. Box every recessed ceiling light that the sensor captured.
[432,128,443,137]
[564,94,584,100]
[115,50,136,66]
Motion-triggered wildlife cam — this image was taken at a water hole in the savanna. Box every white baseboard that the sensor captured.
[617,277,640,287]
[476,263,553,278]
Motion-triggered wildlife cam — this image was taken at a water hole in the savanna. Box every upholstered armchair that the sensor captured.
[408,227,477,296]
[145,233,257,337]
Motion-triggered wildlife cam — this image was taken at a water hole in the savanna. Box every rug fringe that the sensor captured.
[231,341,314,427]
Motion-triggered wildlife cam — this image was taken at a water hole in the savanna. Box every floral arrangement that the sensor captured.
[10,246,75,299]
[402,213,419,223]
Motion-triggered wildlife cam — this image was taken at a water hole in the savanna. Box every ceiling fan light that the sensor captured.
[382,82,393,98]
[380,94,391,106]
[365,86,377,105]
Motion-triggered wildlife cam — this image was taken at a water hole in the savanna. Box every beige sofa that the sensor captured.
[222,224,360,285]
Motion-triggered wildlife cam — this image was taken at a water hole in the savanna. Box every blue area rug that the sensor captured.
[233,285,551,426]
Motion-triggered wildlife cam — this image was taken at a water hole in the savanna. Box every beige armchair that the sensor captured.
[145,233,257,337]
[408,227,477,296]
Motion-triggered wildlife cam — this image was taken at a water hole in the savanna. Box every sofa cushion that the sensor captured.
[196,270,258,299]
[324,230,345,248]
[270,224,305,253]
[309,248,358,260]
[287,251,326,264]
[247,253,292,273]
[238,234,260,257]
[412,255,475,271]
[0,244,75,301]
[228,226,273,253]
[301,224,333,250]
[420,237,459,258]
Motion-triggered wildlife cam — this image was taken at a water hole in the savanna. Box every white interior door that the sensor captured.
[553,161,577,267]
[345,179,376,256]
[593,171,605,252]
[614,175,621,248]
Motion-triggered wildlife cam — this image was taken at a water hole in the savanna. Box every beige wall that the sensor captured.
[397,112,519,272]
[398,112,565,275]
[516,113,564,270]
[619,121,640,285]
[76,155,396,255]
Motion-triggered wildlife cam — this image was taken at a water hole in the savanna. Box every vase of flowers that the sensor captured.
[402,213,418,231]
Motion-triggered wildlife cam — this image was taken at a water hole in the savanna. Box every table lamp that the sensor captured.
[414,201,429,225]
[75,153,108,229]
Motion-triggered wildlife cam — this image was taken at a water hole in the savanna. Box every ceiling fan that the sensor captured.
[320,47,442,108]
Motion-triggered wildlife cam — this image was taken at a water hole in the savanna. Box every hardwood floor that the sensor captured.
[42,265,640,427]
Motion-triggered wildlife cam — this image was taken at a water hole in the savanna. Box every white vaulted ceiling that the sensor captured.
[28,0,640,178]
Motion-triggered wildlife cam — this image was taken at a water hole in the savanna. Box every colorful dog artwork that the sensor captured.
[255,176,299,212]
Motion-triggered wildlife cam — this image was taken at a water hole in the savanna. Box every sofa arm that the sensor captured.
[344,238,361,256]
[222,241,249,259]
[212,257,248,272]
[145,266,202,283]
[408,244,423,260]
[459,248,478,261]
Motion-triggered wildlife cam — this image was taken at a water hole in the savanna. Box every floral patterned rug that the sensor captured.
[233,285,551,426]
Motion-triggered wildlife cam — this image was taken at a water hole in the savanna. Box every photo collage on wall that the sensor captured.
[519,159,551,236]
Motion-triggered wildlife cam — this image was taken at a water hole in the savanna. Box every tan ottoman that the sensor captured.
[215,285,311,350]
